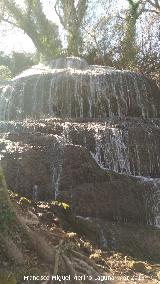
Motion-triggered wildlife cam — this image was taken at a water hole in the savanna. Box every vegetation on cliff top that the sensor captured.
[0,0,159,83]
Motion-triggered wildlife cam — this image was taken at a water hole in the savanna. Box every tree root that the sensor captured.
[17,213,56,264]
[73,250,100,271]
[0,166,111,282]
[0,233,24,265]
[0,198,110,283]
[54,240,64,274]
[63,255,79,284]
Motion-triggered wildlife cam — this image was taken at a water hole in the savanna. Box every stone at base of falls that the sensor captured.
[52,202,160,261]
[0,118,159,227]
[58,144,159,227]
[72,216,160,261]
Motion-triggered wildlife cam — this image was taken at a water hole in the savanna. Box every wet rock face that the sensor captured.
[0,127,64,200]
[73,217,160,261]
[58,144,160,227]
[0,118,160,180]
[0,118,160,228]
[3,148,54,200]
[0,57,160,121]
[0,57,160,232]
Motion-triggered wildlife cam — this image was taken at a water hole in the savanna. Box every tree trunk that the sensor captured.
[0,164,55,265]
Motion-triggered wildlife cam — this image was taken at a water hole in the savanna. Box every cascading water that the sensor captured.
[0,57,160,227]
[51,134,64,200]
[90,124,131,174]
[0,57,159,121]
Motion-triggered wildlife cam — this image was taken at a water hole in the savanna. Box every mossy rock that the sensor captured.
[19,197,31,207]
[51,201,70,211]
[129,261,149,273]
[0,272,16,284]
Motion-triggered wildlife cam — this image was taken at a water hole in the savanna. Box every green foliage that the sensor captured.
[0,52,38,77]
[127,0,141,19]
[0,65,12,80]
[0,52,11,67]
[51,201,70,211]
[0,0,62,60]
[55,0,88,56]
[120,18,138,69]
[0,167,15,232]
[61,202,70,210]
[0,0,158,77]
[0,202,15,232]
[137,51,160,87]
[10,52,36,76]
[119,1,141,69]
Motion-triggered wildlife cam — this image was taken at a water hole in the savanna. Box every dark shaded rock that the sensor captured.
[72,216,160,261]
[38,212,55,224]
[58,144,160,227]
[1,132,63,200]
[0,120,160,229]
[0,118,159,228]
[49,202,160,261]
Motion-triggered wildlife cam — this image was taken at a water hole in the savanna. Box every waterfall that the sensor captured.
[0,85,15,121]
[53,119,160,177]
[138,176,160,227]
[0,58,159,121]
[152,179,160,228]
[51,134,65,200]
[0,118,160,178]
[0,57,159,228]
[90,125,130,173]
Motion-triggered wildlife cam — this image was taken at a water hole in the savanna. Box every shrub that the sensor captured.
[0,65,12,80]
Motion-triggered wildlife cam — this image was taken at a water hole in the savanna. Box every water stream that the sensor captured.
[0,57,159,227]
